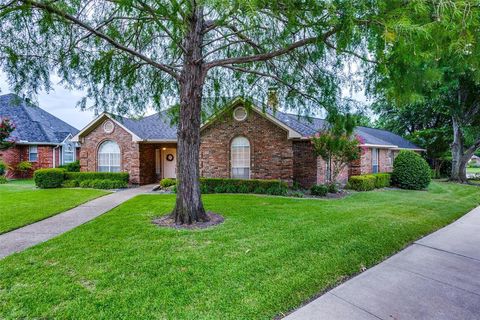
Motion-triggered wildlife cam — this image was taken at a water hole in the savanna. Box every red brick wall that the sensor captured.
[79,120,141,184]
[0,145,56,178]
[292,141,317,188]
[200,105,294,184]
[316,158,349,185]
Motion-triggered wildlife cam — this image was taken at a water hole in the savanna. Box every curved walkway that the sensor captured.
[0,185,154,259]
[285,205,480,320]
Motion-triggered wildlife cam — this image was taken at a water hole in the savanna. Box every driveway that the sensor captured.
[285,205,480,320]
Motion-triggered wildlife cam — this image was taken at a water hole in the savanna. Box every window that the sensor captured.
[98,140,121,172]
[387,150,393,166]
[29,145,38,162]
[372,148,379,173]
[63,143,75,164]
[233,106,248,121]
[231,136,250,179]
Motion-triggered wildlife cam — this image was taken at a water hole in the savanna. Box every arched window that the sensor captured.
[231,136,250,179]
[98,140,121,172]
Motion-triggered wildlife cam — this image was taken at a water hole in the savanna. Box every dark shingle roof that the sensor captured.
[103,97,421,150]
[0,93,78,144]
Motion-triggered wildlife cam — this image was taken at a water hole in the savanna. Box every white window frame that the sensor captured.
[372,148,379,173]
[62,143,75,164]
[97,140,121,173]
[29,145,38,162]
[231,136,250,179]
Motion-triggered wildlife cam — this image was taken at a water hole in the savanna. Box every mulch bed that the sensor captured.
[153,211,224,230]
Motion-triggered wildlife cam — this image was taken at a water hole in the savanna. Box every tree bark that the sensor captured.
[449,115,479,183]
[171,4,209,224]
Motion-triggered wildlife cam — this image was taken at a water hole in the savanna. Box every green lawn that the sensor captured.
[0,180,109,234]
[0,182,479,319]
[467,167,480,174]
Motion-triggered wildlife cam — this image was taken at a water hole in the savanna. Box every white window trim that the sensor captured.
[62,143,76,164]
[98,140,121,173]
[29,145,38,162]
[372,148,379,173]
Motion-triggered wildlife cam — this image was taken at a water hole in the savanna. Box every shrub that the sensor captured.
[17,161,32,172]
[62,179,79,188]
[65,172,129,183]
[78,179,127,189]
[0,176,7,184]
[79,180,94,188]
[58,160,80,172]
[326,182,338,193]
[159,178,176,188]
[0,159,6,176]
[347,175,376,191]
[199,178,288,195]
[266,186,287,196]
[34,168,65,188]
[392,150,431,190]
[310,184,328,196]
[372,173,391,188]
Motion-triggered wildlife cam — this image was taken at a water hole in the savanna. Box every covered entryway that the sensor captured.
[139,143,177,184]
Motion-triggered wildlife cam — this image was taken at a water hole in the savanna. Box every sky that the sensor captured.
[0,71,370,130]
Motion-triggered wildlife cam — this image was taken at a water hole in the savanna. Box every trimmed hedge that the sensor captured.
[310,184,328,196]
[34,168,65,188]
[65,172,129,183]
[199,178,288,195]
[160,178,176,188]
[0,176,7,184]
[373,173,391,188]
[78,179,127,189]
[347,175,376,191]
[392,150,431,190]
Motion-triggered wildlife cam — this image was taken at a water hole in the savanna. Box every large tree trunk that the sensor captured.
[450,115,480,183]
[171,5,209,224]
[450,115,465,182]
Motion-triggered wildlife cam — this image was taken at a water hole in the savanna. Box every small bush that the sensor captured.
[347,175,376,191]
[310,184,328,196]
[17,161,32,172]
[0,176,7,184]
[159,178,176,188]
[326,182,338,193]
[65,172,129,183]
[58,160,80,172]
[34,168,65,188]
[372,173,391,188]
[62,179,79,188]
[79,180,94,188]
[392,150,431,190]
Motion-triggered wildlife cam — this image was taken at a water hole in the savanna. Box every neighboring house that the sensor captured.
[72,97,423,186]
[469,155,480,166]
[0,93,79,178]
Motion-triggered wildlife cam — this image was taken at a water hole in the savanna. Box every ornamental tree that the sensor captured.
[0,0,385,224]
[311,113,361,184]
[0,118,15,150]
[369,0,480,183]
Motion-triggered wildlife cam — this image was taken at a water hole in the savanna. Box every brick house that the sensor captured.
[73,97,423,186]
[0,94,79,178]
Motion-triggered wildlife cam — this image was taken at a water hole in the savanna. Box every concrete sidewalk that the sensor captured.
[0,185,154,259]
[285,205,480,320]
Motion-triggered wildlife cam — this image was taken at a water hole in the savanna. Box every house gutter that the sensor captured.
[53,144,61,168]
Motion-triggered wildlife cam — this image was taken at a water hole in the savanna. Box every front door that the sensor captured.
[162,148,177,178]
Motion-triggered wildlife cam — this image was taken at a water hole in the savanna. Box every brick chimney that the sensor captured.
[267,86,279,111]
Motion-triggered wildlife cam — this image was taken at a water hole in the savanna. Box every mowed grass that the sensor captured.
[0,182,479,319]
[0,180,109,234]
[467,167,480,174]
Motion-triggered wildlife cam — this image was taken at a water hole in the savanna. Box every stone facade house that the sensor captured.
[0,94,79,178]
[73,98,423,187]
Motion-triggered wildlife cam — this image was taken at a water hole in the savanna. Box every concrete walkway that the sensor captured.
[0,185,154,259]
[285,205,480,320]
